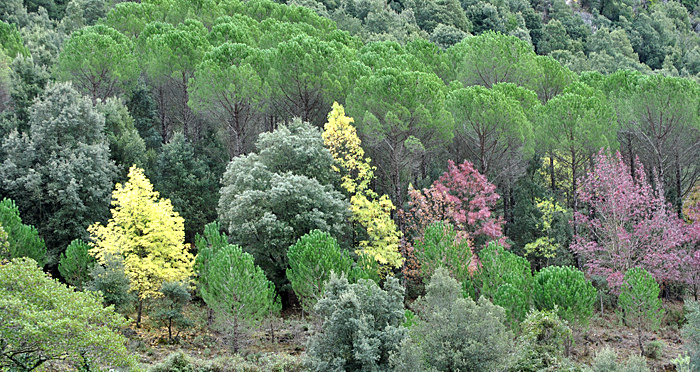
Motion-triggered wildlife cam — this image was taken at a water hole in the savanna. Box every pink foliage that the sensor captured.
[571,150,687,292]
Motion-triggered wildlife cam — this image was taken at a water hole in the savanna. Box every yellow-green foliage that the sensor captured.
[89,166,194,301]
[322,102,403,270]
[525,198,567,259]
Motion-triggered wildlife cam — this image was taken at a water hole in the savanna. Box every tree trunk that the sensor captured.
[168,318,173,341]
[136,299,143,328]
[550,155,556,191]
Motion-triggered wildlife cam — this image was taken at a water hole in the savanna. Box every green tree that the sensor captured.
[200,244,280,352]
[305,274,407,371]
[58,239,94,290]
[682,301,700,370]
[97,97,148,176]
[0,20,29,59]
[392,267,515,371]
[1,82,116,255]
[86,253,136,315]
[513,309,575,370]
[152,281,192,342]
[6,56,49,130]
[0,258,135,371]
[533,265,596,327]
[89,166,194,327]
[618,267,664,355]
[0,198,46,266]
[413,221,473,289]
[56,25,138,104]
[286,230,357,314]
[218,119,348,290]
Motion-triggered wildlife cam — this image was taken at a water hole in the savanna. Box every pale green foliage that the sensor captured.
[0,258,135,371]
[393,267,515,371]
[533,265,596,327]
[305,274,407,371]
[0,198,46,266]
[618,268,664,355]
[682,301,700,370]
[149,351,304,372]
[286,230,358,314]
[58,239,94,290]
[513,309,574,371]
[591,347,651,372]
[200,244,280,351]
[414,221,472,290]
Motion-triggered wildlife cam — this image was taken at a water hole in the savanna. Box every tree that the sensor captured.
[571,151,687,291]
[682,300,700,370]
[56,25,138,104]
[0,20,29,59]
[524,197,570,265]
[618,267,664,355]
[97,97,148,176]
[0,258,135,371]
[189,42,267,157]
[347,67,453,205]
[1,82,116,255]
[86,253,136,315]
[151,132,219,242]
[322,102,403,271]
[200,244,280,352]
[413,221,474,288]
[286,230,358,314]
[0,198,46,266]
[58,239,94,290]
[88,166,194,327]
[305,274,406,371]
[393,267,514,371]
[218,119,348,290]
[152,281,192,342]
[533,265,596,327]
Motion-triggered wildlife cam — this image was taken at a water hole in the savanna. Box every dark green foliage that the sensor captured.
[286,230,358,314]
[682,301,700,370]
[0,198,46,266]
[152,281,192,342]
[6,56,49,131]
[513,309,574,371]
[644,340,664,360]
[152,132,219,242]
[0,82,116,256]
[58,239,94,290]
[618,268,664,355]
[533,265,596,327]
[86,254,136,315]
[305,274,406,371]
[97,97,148,177]
[126,83,161,149]
[393,267,515,371]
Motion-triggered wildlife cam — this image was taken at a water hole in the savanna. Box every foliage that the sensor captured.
[96,98,148,176]
[86,253,136,315]
[513,309,574,371]
[682,301,700,370]
[644,340,664,360]
[88,166,194,318]
[393,267,515,371]
[0,198,46,266]
[524,198,569,261]
[200,244,280,351]
[1,82,116,254]
[0,258,135,371]
[591,347,651,372]
[305,274,406,371]
[218,118,348,290]
[152,281,192,342]
[533,265,596,327]
[58,239,94,290]
[618,267,664,355]
[0,20,29,59]
[413,221,473,290]
[286,230,359,314]
[572,151,687,291]
[149,352,304,372]
[322,102,403,271]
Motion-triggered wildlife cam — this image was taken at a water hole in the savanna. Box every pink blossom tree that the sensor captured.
[571,150,687,292]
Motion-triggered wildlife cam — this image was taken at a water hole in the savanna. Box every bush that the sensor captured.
[618,268,664,355]
[533,265,596,327]
[591,347,651,372]
[86,253,136,314]
[682,301,700,370]
[392,267,515,371]
[58,239,94,290]
[644,340,664,360]
[305,274,406,372]
[0,198,46,266]
[152,281,192,342]
[512,309,573,371]
[149,351,304,372]
[286,230,358,314]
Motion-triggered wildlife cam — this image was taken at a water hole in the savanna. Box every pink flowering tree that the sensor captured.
[571,150,687,292]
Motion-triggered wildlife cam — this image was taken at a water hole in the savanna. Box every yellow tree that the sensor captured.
[89,166,194,327]
[323,102,403,272]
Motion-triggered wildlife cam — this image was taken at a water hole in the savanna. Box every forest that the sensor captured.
[1,0,700,370]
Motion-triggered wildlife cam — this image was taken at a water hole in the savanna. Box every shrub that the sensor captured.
[0,198,46,266]
[413,221,473,288]
[305,274,406,371]
[286,230,357,314]
[512,309,573,371]
[86,253,136,314]
[533,265,596,327]
[152,281,192,342]
[644,340,664,360]
[618,268,664,355]
[58,239,94,290]
[682,301,700,370]
[392,267,515,371]
[149,351,304,372]
[591,347,651,372]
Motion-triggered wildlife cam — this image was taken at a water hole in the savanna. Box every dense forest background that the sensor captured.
[1,0,700,370]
